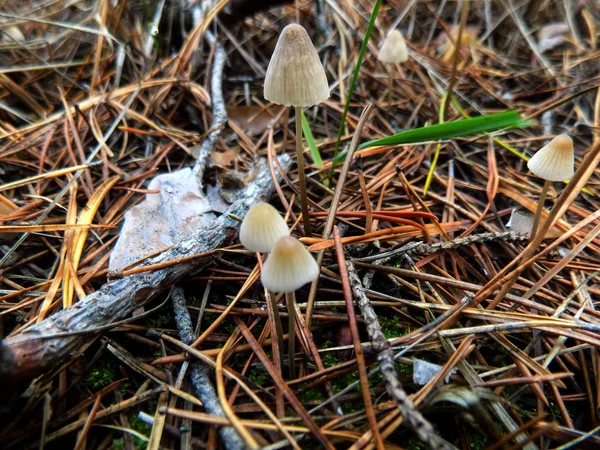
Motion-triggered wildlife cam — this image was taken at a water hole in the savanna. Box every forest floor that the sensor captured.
[1,0,600,449]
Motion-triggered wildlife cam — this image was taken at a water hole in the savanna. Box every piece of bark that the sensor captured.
[171,286,244,450]
[0,155,291,387]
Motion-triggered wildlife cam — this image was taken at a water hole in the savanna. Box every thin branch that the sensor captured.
[171,286,245,450]
[346,259,458,450]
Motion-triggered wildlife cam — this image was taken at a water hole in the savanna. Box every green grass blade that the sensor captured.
[332,111,535,166]
[301,110,323,168]
[358,111,534,149]
[452,99,530,161]
[329,0,382,182]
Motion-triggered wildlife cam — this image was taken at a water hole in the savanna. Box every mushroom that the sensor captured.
[264,24,329,237]
[261,236,319,293]
[261,235,319,376]
[378,29,409,64]
[239,201,289,253]
[527,134,574,241]
[378,29,409,105]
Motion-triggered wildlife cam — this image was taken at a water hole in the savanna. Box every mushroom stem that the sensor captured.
[286,291,296,379]
[267,290,285,371]
[387,70,393,106]
[530,179,551,242]
[295,106,312,237]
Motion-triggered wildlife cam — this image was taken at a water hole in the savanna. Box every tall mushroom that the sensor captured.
[378,29,409,105]
[527,134,574,241]
[261,235,319,377]
[264,24,330,238]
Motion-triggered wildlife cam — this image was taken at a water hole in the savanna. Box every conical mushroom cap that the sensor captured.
[240,202,289,253]
[527,134,574,181]
[2,26,25,42]
[261,236,319,292]
[264,24,330,107]
[378,30,409,64]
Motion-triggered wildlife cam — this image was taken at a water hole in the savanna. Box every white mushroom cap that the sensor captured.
[261,236,319,292]
[378,30,409,64]
[239,202,289,253]
[527,134,574,182]
[264,24,330,107]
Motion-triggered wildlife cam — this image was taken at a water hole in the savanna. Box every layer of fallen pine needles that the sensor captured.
[1,0,600,449]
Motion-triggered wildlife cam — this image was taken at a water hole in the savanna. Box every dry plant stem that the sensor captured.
[286,291,296,379]
[334,227,384,450]
[345,260,457,450]
[305,104,373,327]
[171,286,244,450]
[0,155,291,385]
[356,156,373,234]
[295,106,312,237]
[529,179,551,242]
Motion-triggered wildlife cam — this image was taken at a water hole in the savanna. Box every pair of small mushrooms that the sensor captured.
[239,202,319,293]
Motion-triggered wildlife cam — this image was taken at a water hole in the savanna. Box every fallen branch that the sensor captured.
[193,30,227,184]
[346,259,458,450]
[0,154,291,386]
[355,231,528,264]
[171,286,244,450]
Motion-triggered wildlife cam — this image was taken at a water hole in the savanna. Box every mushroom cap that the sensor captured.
[2,26,25,42]
[239,202,289,253]
[261,236,319,292]
[527,134,574,181]
[264,24,330,107]
[378,30,409,64]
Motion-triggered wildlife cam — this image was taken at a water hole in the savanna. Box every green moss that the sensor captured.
[146,312,174,329]
[320,340,334,349]
[469,431,490,449]
[369,370,383,387]
[405,437,428,450]
[85,360,117,390]
[321,353,339,368]
[301,388,323,403]
[379,315,409,339]
[186,295,202,306]
[549,402,562,419]
[223,319,237,333]
[129,413,152,450]
[490,342,510,367]
[248,367,269,385]
[395,362,413,375]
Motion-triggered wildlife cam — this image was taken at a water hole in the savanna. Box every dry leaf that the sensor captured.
[109,168,215,271]
[210,148,240,168]
[227,106,286,136]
